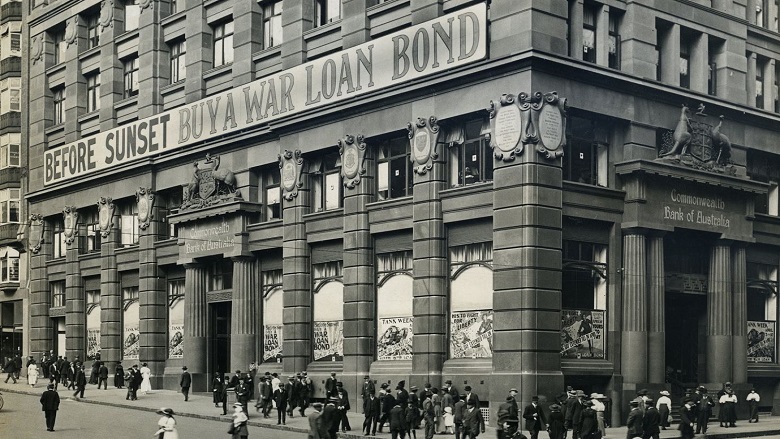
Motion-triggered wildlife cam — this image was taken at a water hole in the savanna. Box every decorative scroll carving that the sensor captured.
[97,197,115,238]
[407,116,440,175]
[488,91,567,161]
[657,103,735,175]
[31,35,45,65]
[180,154,242,211]
[135,187,154,230]
[338,134,367,189]
[524,91,567,160]
[28,214,45,254]
[279,149,304,201]
[139,0,154,10]
[62,206,79,246]
[99,0,114,31]
[64,16,79,47]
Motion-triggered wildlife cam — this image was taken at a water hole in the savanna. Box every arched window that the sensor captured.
[123,286,140,360]
[168,279,185,359]
[313,280,344,361]
[263,285,284,362]
[377,272,413,360]
[449,243,493,359]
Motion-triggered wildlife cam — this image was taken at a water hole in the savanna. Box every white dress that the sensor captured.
[27,364,39,386]
[140,366,152,393]
[155,416,179,439]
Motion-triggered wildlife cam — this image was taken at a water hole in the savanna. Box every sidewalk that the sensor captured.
[1,380,779,439]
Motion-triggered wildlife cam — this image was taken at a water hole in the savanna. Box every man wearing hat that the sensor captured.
[336,381,352,432]
[179,366,191,401]
[362,375,376,405]
[378,386,396,433]
[453,395,467,439]
[570,390,585,439]
[274,381,288,425]
[300,372,313,417]
[547,403,565,439]
[626,399,643,439]
[364,386,381,436]
[679,398,695,439]
[463,386,480,409]
[563,388,577,432]
[497,396,518,439]
[444,380,459,403]
[462,400,485,439]
[694,386,714,433]
[522,396,546,439]
[325,372,338,399]
[286,375,298,418]
[641,399,660,439]
[309,402,324,439]
[40,383,61,432]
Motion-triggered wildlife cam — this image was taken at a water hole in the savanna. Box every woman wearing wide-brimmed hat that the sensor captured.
[230,402,250,439]
[656,390,672,429]
[154,408,179,439]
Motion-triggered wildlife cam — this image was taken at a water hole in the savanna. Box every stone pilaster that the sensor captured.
[489,0,567,58]
[281,150,312,375]
[340,135,375,407]
[65,210,85,362]
[595,4,609,67]
[746,52,757,107]
[660,23,680,85]
[714,37,747,103]
[647,235,665,384]
[139,193,166,381]
[63,15,86,142]
[184,264,208,374]
[232,0,262,87]
[184,0,209,103]
[706,242,732,384]
[621,232,647,385]
[342,0,369,49]
[29,215,53,357]
[690,32,709,94]
[137,0,166,118]
[568,0,584,60]
[281,0,315,69]
[620,3,657,78]
[731,245,747,384]
[762,59,776,110]
[100,206,121,368]
[410,0,442,25]
[770,0,780,32]
[99,0,125,130]
[231,257,257,372]
[409,119,446,390]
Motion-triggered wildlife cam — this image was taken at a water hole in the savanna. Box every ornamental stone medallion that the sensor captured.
[29,214,44,254]
[136,187,154,230]
[62,206,79,246]
[279,149,304,201]
[64,16,79,47]
[338,134,367,189]
[97,197,115,238]
[488,91,567,161]
[407,116,440,175]
[99,0,114,31]
[489,94,523,161]
[31,35,44,65]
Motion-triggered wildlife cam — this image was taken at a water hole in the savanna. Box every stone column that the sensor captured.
[731,245,747,384]
[619,3,657,78]
[231,257,257,372]
[281,0,315,69]
[769,0,780,32]
[647,234,665,384]
[65,208,85,361]
[690,32,709,94]
[232,0,262,86]
[489,0,568,58]
[342,0,370,49]
[747,52,757,107]
[63,16,85,142]
[595,4,609,67]
[712,0,732,13]
[660,23,680,85]
[137,0,166,118]
[409,119,446,390]
[183,0,209,103]
[184,264,208,374]
[138,191,167,381]
[568,0,584,60]
[100,202,121,369]
[99,0,125,130]
[280,150,312,375]
[747,0,759,24]
[762,59,776,110]
[29,214,53,357]
[706,242,732,384]
[621,232,647,385]
[340,135,375,408]
[410,0,442,24]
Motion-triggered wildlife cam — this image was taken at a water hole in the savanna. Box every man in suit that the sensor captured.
[444,380,459,403]
[694,386,714,434]
[300,371,313,416]
[379,386,396,433]
[679,398,695,439]
[641,399,660,439]
[323,399,340,439]
[626,399,643,439]
[389,400,407,439]
[422,390,436,439]
[522,396,546,439]
[308,402,323,439]
[228,370,242,389]
[462,400,485,439]
[180,365,192,401]
[40,383,61,432]
[257,376,273,417]
[364,389,381,436]
[325,372,338,398]
[453,395,467,439]
[337,382,352,432]
[73,364,87,399]
[362,375,376,405]
[285,375,297,418]
[97,361,109,390]
[463,386,480,409]
[571,390,585,439]
[130,364,142,400]
[48,361,59,389]
[274,382,289,425]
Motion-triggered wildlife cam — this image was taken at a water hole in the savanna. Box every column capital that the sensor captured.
[622,227,651,237]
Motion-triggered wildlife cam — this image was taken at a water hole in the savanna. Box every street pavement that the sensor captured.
[1,380,779,439]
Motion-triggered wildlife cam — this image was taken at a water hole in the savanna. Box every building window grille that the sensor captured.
[377,136,413,200]
[123,56,139,98]
[262,1,283,50]
[314,0,341,26]
[212,20,234,67]
[86,72,100,113]
[51,281,65,307]
[169,40,186,83]
[52,86,65,124]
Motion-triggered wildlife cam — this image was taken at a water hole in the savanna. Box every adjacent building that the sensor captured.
[22,0,780,425]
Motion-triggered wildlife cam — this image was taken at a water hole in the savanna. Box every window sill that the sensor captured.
[44,123,65,137]
[161,9,186,26]
[367,0,407,15]
[0,279,18,292]
[304,19,341,40]
[115,28,140,46]
[78,45,101,61]
[161,80,185,96]
[78,110,100,125]
[45,62,66,78]
[204,62,232,79]
[303,207,344,222]
[114,95,139,111]
[252,45,282,63]
[366,195,413,211]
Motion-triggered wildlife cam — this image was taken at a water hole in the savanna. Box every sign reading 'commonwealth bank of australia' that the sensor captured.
[44,3,488,186]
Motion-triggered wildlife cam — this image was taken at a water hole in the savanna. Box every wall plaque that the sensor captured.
[338,134,367,189]
[408,116,440,175]
[179,216,240,259]
[136,187,154,230]
[279,149,304,201]
[62,206,78,246]
[29,214,44,254]
[488,94,523,161]
[530,92,567,159]
[97,197,115,238]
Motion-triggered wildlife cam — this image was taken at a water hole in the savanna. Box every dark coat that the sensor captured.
[98,365,109,379]
[389,405,406,431]
[74,369,87,387]
[626,407,643,436]
[678,405,694,437]
[325,377,338,397]
[579,408,598,438]
[382,393,397,414]
[274,387,288,408]
[464,392,480,409]
[321,404,339,432]
[462,407,485,435]
[547,410,565,439]
[40,389,61,411]
[364,395,381,417]
[453,400,467,424]
[337,390,351,410]
[308,410,322,439]
[180,371,192,388]
[259,380,272,400]
[522,403,545,431]
[362,380,376,399]
[642,406,661,435]
[563,396,578,422]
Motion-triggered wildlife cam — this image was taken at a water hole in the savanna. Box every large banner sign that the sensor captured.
[87,328,100,360]
[313,321,344,362]
[43,3,487,186]
[168,324,184,359]
[377,317,413,360]
[450,310,493,358]
[123,326,140,360]
[561,309,605,359]
[263,324,283,362]
[747,320,776,363]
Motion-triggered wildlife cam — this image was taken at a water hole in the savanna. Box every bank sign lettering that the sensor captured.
[44,3,487,186]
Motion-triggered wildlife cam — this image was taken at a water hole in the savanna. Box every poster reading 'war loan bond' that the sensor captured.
[377,317,413,360]
[313,321,344,362]
[263,324,283,362]
[450,311,493,358]
[87,328,100,360]
[561,309,605,359]
[748,320,776,363]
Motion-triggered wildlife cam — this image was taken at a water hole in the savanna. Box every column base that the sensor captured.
[184,336,208,374]
[706,335,733,383]
[230,333,256,373]
[647,331,665,383]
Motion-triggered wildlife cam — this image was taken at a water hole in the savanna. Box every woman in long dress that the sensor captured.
[140,362,152,394]
[27,360,39,387]
[114,363,125,388]
[154,408,179,439]
[656,390,672,429]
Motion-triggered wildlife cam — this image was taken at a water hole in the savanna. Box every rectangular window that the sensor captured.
[314,0,341,26]
[52,87,65,124]
[564,115,609,187]
[757,67,764,109]
[377,136,413,200]
[0,246,19,282]
[680,41,690,89]
[0,189,20,224]
[121,213,139,246]
[263,167,282,220]
[10,33,20,56]
[52,219,66,258]
[212,20,234,67]
[53,30,66,64]
[86,12,100,49]
[87,222,101,252]
[124,0,140,32]
[562,240,608,310]
[0,136,20,169]
[262,1,283,49]
[608,14,620,70]
[86,72,100,113]
[123,56,139,98]
[170,0,178,14]
[210,260,233,291]
[51,281,65,307]
[169,40,186,83]
[312,151,342,212]
[449,118,493,187]
[582,5,596,64]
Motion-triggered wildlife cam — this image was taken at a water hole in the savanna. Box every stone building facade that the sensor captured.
[22,0,780,425]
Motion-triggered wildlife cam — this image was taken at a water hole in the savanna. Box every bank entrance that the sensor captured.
[210,302,231,375]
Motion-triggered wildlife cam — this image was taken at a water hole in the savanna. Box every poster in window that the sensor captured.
[377,317,413,360]
[313,321,343,362]
[168,324,184,359]
[87,328,101,361]
[747,321,776,363]
[263,324,283,362]
[560,309,605,359]
[123,326,139,359]
[450,310,493,358]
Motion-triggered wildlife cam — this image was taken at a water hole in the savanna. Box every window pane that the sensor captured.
[224,34,234,64]
[389,156,407,198]
[378,162,389,199]
[325,172,340,210]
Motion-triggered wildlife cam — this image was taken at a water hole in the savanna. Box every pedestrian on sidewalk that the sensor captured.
[154,407,179,439]
[27,359,39,387]
[641,399,660,439]
[40,383,61,432]
[140,362,152,394]
[213,372,225,407]
[256,375,272,417]
[73,364,87,399]
[48,360,59,389]
[337,382,352,432]
[236,376,250,416]
[98,361,109,390]
[656,391,672,430]
[747,388,760,423]
[679,398,695,439]
[114,363,124,389]
[364,389,381,436]
[3,356,18,383]
[230,403,250,439]
[309,402,324,439]
[180,366,191,402]
[694,386,714,434]
[274,381,288,425]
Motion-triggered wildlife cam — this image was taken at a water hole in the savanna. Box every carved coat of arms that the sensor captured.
[657,104,734,175]
[29,214,44,254]
[338,134,367,189]
[136,187,154,230]
[279,149,304,201]
[97,197,115,238]
[62,206,79,246]
[180,154,241,210]
[407,116,440,175]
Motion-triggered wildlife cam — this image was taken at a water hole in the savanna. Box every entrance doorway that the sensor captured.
[210,302,231,375]
[665,293,706,392]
